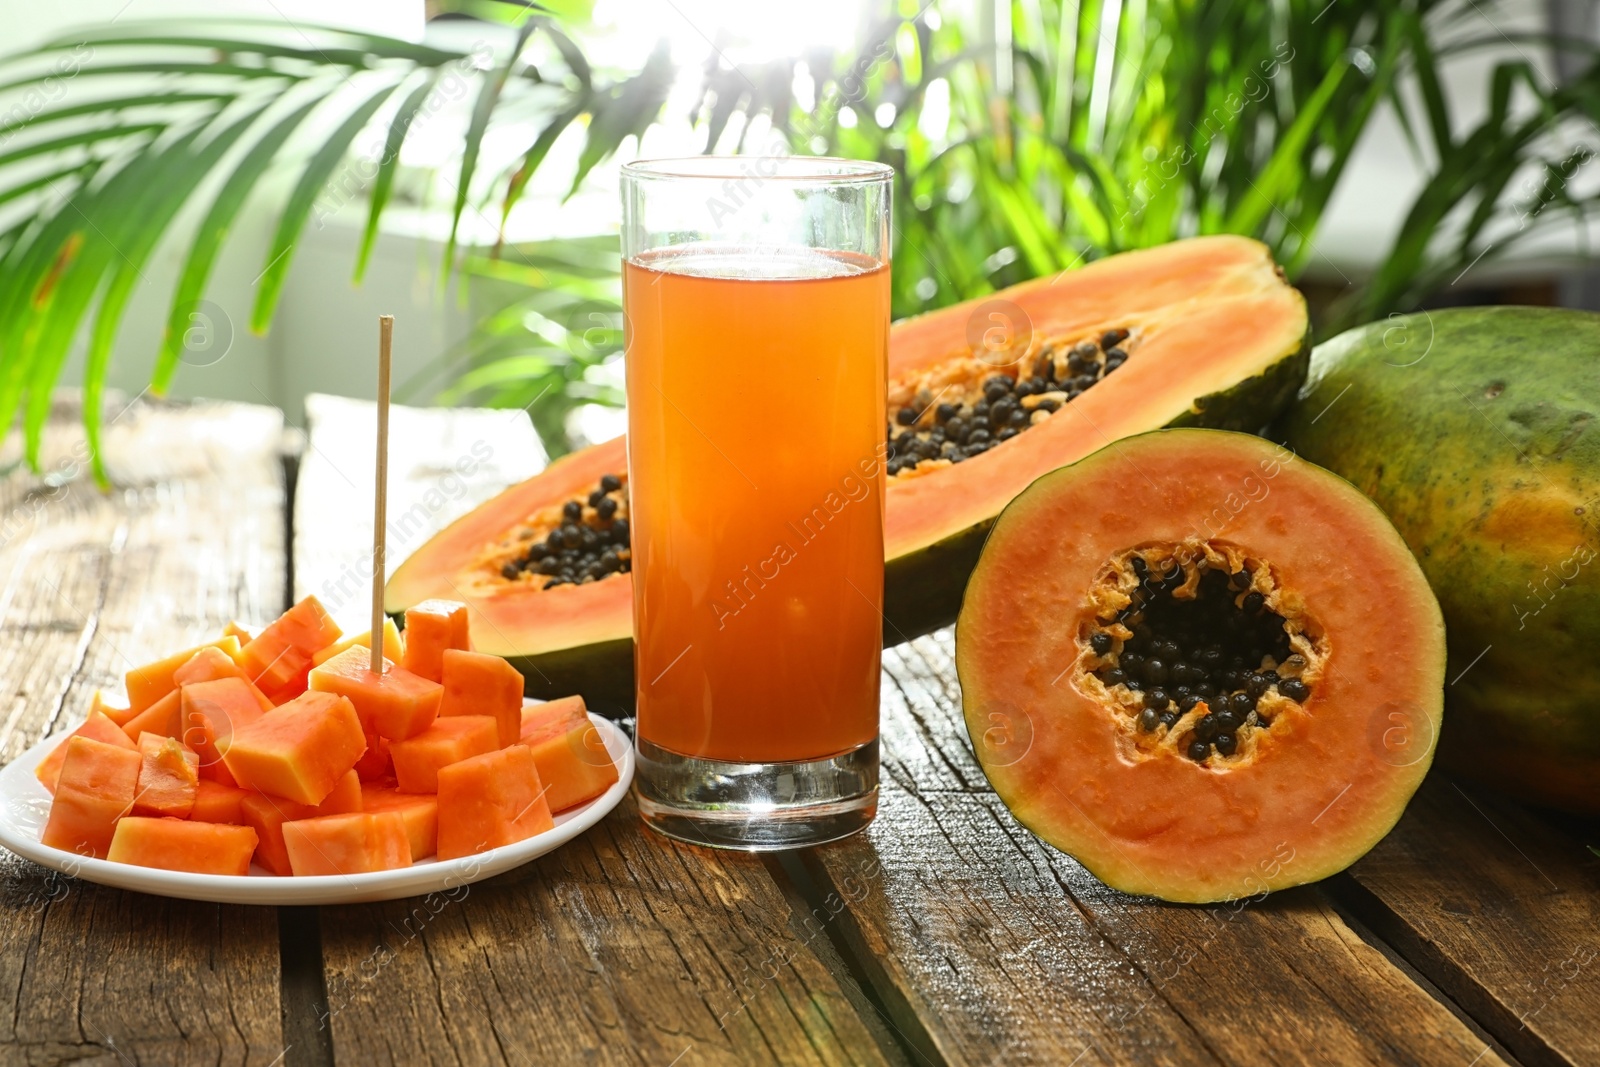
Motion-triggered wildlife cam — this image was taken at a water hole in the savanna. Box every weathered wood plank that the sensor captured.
[300,402,893,1066]
[0,396,287,1066]
[1339,777,1600,1067]
[809,630,1513,1067]
[316,797,893,1066]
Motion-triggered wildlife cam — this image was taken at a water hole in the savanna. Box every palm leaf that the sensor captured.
[355,73,440,281]
[251,78,403,331]
[152,94,324,391]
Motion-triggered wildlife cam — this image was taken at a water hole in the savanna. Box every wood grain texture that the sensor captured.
[0,396,286,1066]
[299,404,892,1067]
[1340,777,1600,1067]
[316,796,890,1067]
[809,630,1513,1067]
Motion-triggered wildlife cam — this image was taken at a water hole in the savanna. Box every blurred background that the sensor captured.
[2,0,1598,473]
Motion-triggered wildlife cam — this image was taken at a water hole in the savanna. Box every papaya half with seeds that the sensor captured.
[387,236,1310,715]
[956,429,1445,903]
[1280,306,1600,814]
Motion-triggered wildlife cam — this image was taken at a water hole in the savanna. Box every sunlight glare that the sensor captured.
[598,0,868,64]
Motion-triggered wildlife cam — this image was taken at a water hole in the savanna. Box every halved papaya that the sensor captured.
[387,236,1309,712]
[956,428,1444,902]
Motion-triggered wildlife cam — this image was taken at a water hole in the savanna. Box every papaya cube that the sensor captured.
[107,817,258,876]
[519,698,618,814]
[222,621,254,645]
[238,795,298,875]
[131,733,199,818]
[390,716,499,794]
[518,695,589,744]
[41,737,142,858]
[237,770,363,876]
[119,688,183,744]
[174,646,274,712]
[222,691,366,805]
[190,779,252,825]
[181,677,269,781]
[353,730,392,782]
[436,745,553,860]
[124,636,241,715]
[282,812,412,876]
[90,689,136,729]
[35,710,136,795]
[239,596,342,701]
[296,768,363,816]
[360,783,438,861]
[312,619,404,668]
[309,646,441,741]
[401,600,470,683]
[440,649,523,747]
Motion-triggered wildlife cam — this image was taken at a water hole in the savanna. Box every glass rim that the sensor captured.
[621,155,893,186]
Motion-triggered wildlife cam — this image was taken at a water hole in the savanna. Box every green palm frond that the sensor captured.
[399,234,624,459]
[0,13,671,480]
[2,0,1598,474]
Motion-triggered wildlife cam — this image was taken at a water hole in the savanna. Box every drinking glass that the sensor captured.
[621,156,892,849]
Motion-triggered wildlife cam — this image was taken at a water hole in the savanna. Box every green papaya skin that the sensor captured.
[1279,306,1600,814]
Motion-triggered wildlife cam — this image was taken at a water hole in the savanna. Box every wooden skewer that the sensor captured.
[371,314,394,678]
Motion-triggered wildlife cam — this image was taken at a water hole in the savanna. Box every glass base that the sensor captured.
[634,737,878,851]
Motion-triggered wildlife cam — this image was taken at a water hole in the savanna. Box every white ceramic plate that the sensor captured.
[0,710,633,905]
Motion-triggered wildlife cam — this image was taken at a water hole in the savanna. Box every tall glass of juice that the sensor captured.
[621,156,891,849]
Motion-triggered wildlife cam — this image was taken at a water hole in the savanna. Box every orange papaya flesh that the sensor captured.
[131,733,199,818]
[90,689,135,729]
[386,239,1311,715]
[956,428,1445,903]
[518,697,617,813]
[308,646,441,741]
[124,636,241,715]
[353,730,393,782]
[174,646,274,711]
[399,600,471,683]
[119,687,183,743]
[222,690,366,805]
[282,811,412,876]
[312,619,404,667]
[238,595,342,701]
[440,648,523,747]
[35,709,136,795]
[435,744,553,860]
[237,770,362,876]
[389,716,499,794]
[245,768,363,819]
[189,779,252,824]
[359,782,438,861]
[180,677,268,779]
[107,817,258,876]
[41,737,142,858]
[517,695,588,745]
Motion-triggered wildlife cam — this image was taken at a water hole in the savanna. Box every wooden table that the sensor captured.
[1,396,1595,1067]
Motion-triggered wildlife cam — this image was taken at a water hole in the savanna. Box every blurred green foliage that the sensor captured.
[0,1,1594,463]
